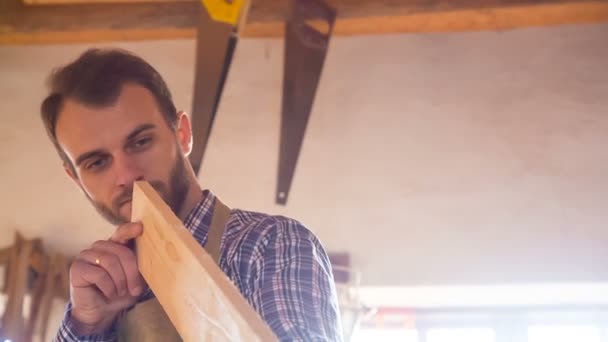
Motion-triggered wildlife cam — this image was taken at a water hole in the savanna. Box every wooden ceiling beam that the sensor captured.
[1,0,607,44]
[23,0,191,4]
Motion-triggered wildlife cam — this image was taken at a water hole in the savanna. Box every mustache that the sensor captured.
[112,185,133,212]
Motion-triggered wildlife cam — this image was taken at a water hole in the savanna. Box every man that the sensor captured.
[41,48,342,341]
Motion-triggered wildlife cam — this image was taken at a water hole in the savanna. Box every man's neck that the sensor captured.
[176,176,204,222]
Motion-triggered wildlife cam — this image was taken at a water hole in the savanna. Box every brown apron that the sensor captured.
[116,197,231,341]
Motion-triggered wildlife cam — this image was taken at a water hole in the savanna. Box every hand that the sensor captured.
[68,222,146,335]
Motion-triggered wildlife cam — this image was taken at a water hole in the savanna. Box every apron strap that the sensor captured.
[205,196,231,264]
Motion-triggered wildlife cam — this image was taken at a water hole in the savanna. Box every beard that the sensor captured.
[87,152,190,226]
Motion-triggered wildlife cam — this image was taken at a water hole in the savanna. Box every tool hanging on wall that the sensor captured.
[276,0,336,205]
[189,0,250,175]
[188,0,335,206]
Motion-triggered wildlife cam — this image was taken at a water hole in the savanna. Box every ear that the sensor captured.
[176,111,193,157]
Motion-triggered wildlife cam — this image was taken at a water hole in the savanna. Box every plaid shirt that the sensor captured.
[54,190,343,341]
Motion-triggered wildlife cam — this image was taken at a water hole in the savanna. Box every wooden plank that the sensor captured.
[28,238,48,275]
[1,239,34,342]
[2,233,24,296]
[24,268,48,342]
[0,246,11,265]
[130,181,277,341]
[57,254,71,300]
[1,0,607,44]
[1,247,14,294]
[36,254,60,342]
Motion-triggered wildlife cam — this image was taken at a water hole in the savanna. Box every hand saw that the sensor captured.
[189,0,250,175]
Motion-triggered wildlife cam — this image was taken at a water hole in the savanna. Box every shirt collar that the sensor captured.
[183,190,215,245]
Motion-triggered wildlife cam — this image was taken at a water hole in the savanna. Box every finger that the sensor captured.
[70,259,118,299]
[79,248,128,297]
[110,222,143,244]
[91,240,145,297]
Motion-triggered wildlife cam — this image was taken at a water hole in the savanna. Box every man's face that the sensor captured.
[55,83,190,225]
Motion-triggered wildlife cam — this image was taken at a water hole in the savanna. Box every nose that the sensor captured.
[114,153,144,188]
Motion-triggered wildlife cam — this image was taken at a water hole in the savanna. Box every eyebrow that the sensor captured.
[74,149,106,168]
[74,123,157,167]
[125,123,156,143]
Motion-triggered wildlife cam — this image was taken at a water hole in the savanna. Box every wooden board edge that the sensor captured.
[132,181,278,341]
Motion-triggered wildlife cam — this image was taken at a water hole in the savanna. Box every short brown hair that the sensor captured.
[41,48,178,172]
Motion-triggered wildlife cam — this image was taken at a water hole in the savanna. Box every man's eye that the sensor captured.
[132,137,152,149]
[86,157,108,171]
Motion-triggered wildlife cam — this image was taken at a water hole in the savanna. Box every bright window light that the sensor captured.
[351,328,418,342]
[427,328,496,342]
[528,325,600,342]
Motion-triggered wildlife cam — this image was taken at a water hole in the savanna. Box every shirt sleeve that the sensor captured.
[53,301,117,342]
[247,217,344,341]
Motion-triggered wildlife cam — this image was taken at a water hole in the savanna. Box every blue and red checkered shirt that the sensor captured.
[54,190,343,341]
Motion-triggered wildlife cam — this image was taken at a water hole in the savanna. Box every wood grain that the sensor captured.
[131,181,277,341]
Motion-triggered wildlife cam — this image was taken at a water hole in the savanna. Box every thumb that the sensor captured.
[110,222,143,244]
